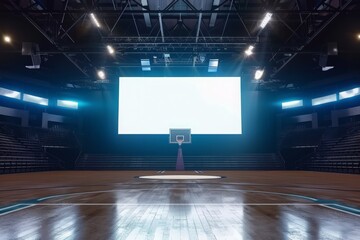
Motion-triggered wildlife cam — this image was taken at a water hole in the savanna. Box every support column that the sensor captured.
[176,146,184,171]
[331,110,339,127]
[312,113,318,129]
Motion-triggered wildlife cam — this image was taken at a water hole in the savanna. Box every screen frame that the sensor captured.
[118,76,242,135]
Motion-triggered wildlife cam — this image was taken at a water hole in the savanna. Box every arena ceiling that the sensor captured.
[0,0,359,90]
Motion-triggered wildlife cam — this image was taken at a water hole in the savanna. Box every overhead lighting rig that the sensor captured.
[90,13,101,28]
[260,12,272,29]
[245,45,254,56]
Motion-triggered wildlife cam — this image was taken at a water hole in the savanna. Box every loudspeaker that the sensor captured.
[319,54,328,67]
[22,42,41,69]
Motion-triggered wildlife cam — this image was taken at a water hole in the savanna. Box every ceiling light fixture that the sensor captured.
[245,45,254,56]
[260,12,272,29]
[3,35,11,43]
[90,13,101,28]
[141,59,151,71]
[208,59,219,72]
[254,69,264,80]
[281,100,303,109]
[339,87,360,100]
[97,70,105,79]
[107,45,115,55]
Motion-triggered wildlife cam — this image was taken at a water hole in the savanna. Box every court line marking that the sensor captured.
[36,188,317,201]
[0,187,359,217]
[0,204,23,211]
[0,205,34,217]
[8,203,350,206]
[320,204,360,218]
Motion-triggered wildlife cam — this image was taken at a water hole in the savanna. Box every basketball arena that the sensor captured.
[0,0,359,239]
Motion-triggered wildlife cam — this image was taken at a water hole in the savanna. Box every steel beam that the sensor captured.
[141,0,151,27]
[112,0,117,10]
[110,2,128,34]
[233,1,251,37]
[2,9,356,14]
[182,0,197,11]
[209,0,221,27]
[158,13,165,43]
[102,36,258,43]
[195,13,202,43]
[8,2,90,77]
[129,0,140,37]
[60,13,86,39]
[164,0,180,10]
[221,0,234,37]
[271,0,353,77]
[275,14,301,39]
[295,0,304,23]
[58,0,69,36]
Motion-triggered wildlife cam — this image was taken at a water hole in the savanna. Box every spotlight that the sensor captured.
[141,59,151,71]
[281,100,303,109]
[90,13,100,28]
[245,45,254,56]
[208,59,219,72]
[339,87,360,100]
[357,34,360,40]
[3,35,11,43]
[254,69,264,80]
[260,12,272,29]
[107,45,115,55]
[97,70,105,79]
[57,100,78,109]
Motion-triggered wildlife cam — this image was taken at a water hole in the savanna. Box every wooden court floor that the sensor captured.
[0,171,359,240]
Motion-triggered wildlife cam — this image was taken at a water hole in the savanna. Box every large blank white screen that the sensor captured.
[118,77,241,134]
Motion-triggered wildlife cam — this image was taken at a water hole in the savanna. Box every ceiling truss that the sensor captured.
[1,0,358,88]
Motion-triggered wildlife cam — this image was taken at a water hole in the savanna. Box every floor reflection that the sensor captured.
[52,206,77,240]
[283,211,309,240]
[109,186,247,240]
[0,206,41,240]
[0,183,359,240]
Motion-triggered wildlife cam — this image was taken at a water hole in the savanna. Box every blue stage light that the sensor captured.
[57,100,78,109]
[339,87,360,100]
[281,100,303,109]
[311,94,337,106]
[208,59,219,72]
[0,87,21,99]
[23,94,48,106]
[141,59,151,71]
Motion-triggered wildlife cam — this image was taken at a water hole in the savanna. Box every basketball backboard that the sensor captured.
[169,128,191,145]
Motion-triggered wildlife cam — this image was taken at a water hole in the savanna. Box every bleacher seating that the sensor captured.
[0,126,56,173]
[280,128,324,148]
[0,122,79,174]
[305,126,360,173]
[76,153,284,170]
[280,124,360,173]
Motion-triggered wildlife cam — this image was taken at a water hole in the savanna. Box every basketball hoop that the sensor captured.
[176,135,184,146]
[169,129,191,145]
[170,130,191,171]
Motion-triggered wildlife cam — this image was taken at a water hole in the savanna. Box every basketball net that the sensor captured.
[177,139,184,146]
